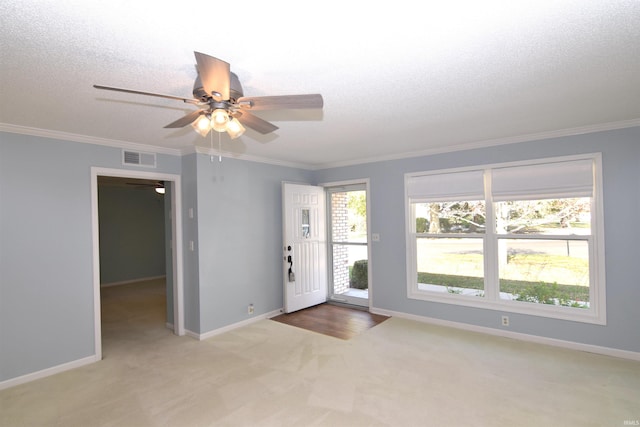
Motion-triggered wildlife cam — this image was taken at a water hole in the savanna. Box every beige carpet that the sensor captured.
[1,278,639,426]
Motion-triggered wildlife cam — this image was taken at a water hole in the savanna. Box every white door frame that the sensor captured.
[321,178,372,310]
[90,167,185,360]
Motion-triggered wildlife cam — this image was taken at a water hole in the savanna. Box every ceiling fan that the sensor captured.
[94,51,323,139]
[98,176,166,193]
[126,180,166,194]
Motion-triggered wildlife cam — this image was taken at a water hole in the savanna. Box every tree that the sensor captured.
[347,191,367,234]
[496,198,590,233]
[428,203,442,233]
[347,192,366,217]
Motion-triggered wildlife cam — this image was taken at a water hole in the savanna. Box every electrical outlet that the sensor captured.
[248,304,254,315]
[501,315,509,326]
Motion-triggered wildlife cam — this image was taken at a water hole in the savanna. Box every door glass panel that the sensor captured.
[331,191,367,242]
[329,188,368,303]
[332,244,368,296]
[301,208,310,238]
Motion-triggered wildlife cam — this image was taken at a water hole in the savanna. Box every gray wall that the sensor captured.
[181,153,200,334]
[1,126,638,385]
[0,132,181,381]
[194,154,312,333]
[98,184,166,284]
[177,153,311,335]
[312,127,640,353]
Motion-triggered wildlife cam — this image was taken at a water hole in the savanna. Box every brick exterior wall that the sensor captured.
[331,193,350,295]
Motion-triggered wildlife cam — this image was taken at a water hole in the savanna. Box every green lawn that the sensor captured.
[417,272,590,306]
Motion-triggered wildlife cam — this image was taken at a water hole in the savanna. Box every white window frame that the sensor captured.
[405,153,606,325]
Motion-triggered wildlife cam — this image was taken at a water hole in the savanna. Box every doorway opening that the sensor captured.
[326,182,370,308]
[91,167,184,361]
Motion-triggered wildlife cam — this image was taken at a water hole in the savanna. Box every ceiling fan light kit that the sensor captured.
[94,51,323,142]
[225,117,246,139]
[192,114,212,137]
[190,112,246,139]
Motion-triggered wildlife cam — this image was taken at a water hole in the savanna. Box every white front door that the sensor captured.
[282,182,327,313]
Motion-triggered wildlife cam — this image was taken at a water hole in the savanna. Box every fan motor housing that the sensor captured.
[193,72,243,102]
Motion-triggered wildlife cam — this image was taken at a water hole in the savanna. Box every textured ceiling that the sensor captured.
[1,1,639,168]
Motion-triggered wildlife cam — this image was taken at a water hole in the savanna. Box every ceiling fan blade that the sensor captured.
[194,52,230,102]
[164,110,203,128]
[236,94,323,111]
[232,110,279,134]
[93,85,200,104]
[128,182,161,187]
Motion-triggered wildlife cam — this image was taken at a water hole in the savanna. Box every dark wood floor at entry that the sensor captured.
[270,303,390,340]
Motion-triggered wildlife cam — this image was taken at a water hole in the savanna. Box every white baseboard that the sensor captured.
[100,275,166,287]
[186,309,283,341]
[371,308,640,362]
[0,355,99,391]
[11,307,633,391]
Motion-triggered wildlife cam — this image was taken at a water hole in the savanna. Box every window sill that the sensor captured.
[408,286,606,325]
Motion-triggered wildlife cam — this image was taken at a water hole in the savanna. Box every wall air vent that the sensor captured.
[122,150,156,168]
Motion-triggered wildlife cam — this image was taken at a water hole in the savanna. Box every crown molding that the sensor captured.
[0,123,183,156]
[3,119,639,171]
[316,118,640,170]
[0,122,314,170]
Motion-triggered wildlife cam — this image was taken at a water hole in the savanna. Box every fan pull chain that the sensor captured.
[209,131,223,163]
[210,131,214,162]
